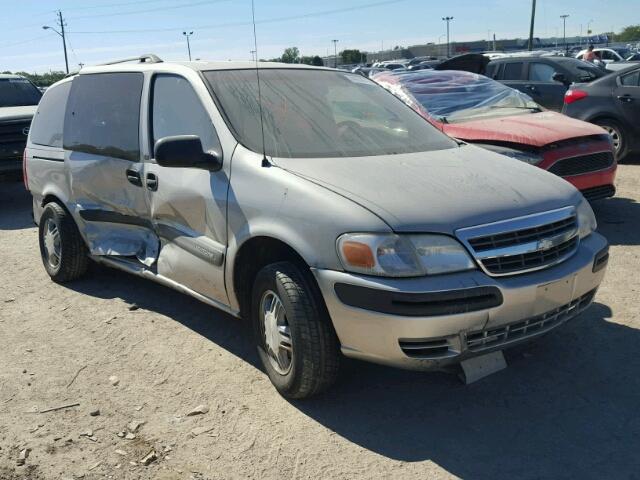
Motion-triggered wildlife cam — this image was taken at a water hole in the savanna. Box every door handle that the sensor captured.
[125,168,142,187]
[617,95,634,103]
[146,172,158,191]
[524,85,538,93]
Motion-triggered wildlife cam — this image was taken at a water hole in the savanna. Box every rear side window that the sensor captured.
[64,73,143,162]
[620,70,640,87]
[150,74,221,154]
[502,62,523,80]
[30,82,71,148]
[528,63,556,82]
[485,63,497,78]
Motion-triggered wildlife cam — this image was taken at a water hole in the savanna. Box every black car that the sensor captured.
[0,74,42,177]
[486,56,606,111]
[562,64,640,161]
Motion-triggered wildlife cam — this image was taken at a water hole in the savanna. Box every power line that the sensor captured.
[60,0,180,11]
[68,0,409,34]
[0,33,57,49]
[66,0,231,21]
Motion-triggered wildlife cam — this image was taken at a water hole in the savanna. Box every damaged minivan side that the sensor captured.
[25,57,609,398]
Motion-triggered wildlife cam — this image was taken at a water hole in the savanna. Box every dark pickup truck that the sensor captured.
[0,75,42,177]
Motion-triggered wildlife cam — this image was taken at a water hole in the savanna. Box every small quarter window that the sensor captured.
[30,81,71,148]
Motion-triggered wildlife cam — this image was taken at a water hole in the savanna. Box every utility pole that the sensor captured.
[560,14,569,55]
[527,0,536,51]
[332,39,338,68]
[58,11,69,75]
[442,17,453,57]
[183,31,193,61]
[43,11,69,74]
[250,50,256,61]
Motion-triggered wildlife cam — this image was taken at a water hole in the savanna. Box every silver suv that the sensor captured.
[25,55,609,398]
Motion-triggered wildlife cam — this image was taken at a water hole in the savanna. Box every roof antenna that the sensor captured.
[251,0,270,167]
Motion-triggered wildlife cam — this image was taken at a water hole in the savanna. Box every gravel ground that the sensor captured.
[0,163,639,480]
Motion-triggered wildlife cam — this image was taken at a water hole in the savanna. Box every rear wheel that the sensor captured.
[595,118,628,162]
[38,202,88,282]
[251,261,340,399]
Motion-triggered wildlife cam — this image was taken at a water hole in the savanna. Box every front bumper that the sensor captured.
[313,232,609,370]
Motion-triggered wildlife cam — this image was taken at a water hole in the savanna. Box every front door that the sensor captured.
[526,62,567,111]
[64,72,157,264]
[144,73,230,304]
[613,68,640,136]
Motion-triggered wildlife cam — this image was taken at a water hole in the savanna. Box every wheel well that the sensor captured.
[589,116,625,130]
[42,194,65,208]
[233,236,310,319]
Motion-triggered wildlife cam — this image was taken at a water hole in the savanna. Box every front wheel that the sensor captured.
[251,262,340,399]
[595,118,628,162]
[38,202,88,282]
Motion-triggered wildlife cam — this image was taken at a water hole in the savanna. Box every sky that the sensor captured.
[0,0,636,73]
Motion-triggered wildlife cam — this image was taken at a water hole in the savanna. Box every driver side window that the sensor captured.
[529,63,556,82]
[151,74,221,154]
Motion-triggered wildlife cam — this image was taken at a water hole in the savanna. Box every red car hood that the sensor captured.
[442,111,606,147]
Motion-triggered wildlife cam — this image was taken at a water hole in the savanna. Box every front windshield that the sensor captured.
[204,69,456,158]
[384,71,539,123]
[0,77,42,107]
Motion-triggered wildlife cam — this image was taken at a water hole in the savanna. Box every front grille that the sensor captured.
[581,184,616,202]
[0,119,31,144]
[482,236,578,275]
[458,207,580,277]
[399,338,456,359]
[548,151,614,177]
[465,289,596,352]
[0,119,30,161]
[468,216,576,252]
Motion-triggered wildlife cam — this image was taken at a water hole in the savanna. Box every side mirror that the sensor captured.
[552,72,567,84]
[154,135,222,171]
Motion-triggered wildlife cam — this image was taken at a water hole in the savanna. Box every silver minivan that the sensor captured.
[25,56,609,398]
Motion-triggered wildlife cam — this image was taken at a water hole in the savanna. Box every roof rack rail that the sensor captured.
[98,54,163,66]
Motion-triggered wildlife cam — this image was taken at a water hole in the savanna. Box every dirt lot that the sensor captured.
[1,163,639,480]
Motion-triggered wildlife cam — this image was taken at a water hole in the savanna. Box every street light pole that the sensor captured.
[442,16,453,57]
[332,39,338,68]
[560,14,569,55]
[183,31,193,61]
[43,10,69,74]
[527,0,536,51]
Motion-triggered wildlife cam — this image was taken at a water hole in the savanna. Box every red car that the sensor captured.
[374,69,617,201]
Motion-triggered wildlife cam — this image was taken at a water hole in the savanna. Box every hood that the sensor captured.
[274,144,581,234]
[443,111,606,147]
[0,105,37,122]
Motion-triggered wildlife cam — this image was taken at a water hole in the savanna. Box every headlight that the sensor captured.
[475,144,543,166]
[337,233,476,277]
[576,198,597,239]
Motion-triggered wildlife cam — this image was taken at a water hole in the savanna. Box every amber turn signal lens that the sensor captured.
[341,241,375,268]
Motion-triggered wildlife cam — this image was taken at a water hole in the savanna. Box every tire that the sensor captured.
[38,202,88,282]
[595,118,628,162]
[251,261,340,399]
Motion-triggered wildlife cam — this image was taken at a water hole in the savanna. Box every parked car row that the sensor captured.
[373,69,617,201]
[24,56,609,398]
